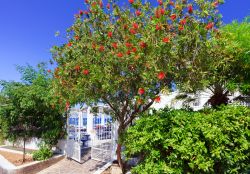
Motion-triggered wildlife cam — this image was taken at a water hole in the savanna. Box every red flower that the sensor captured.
[131,47,137,53]
[155,9,161,18]
[156,24,162,31]
[170,14,177,20]
[130,28,137,34]
[180,19,187,25]
[83,69,89,75]
[205,22,214,30]
[117,52,123,58]
[128,0,134,4]
[99,45,105,52]
[138,88,145,95]
[135,10,142,16]
[47,69,51,73]
[133,23,139,29]
[75,36,80,40]
[67,42,72,47]
[126,42,133,48]
[75,65,80,71]
[160,8,165,15]
[169,1,174,6]
[188,5,193,14]
[112,42,118,49]
[123,24,128,30]
[84,11,89,15]
[92,2,97,7]
[178,25,184,31]
[107,3,110,9]
[212,1,219,7]
[107,31,112,38]
[137,98,143,105]
[154,96,161,103]
[162,37,170,43]
[99,1,103,8]
[66,101,70,109]
[139,42,147,48]
[84,0,89,4]
[158,0,163,5]
[127,50,131,55]
[158,71,166,80]
[79,10,84,15]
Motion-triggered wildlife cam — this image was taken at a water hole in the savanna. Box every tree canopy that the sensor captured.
[0,64,65,162]
[51,0,225,171]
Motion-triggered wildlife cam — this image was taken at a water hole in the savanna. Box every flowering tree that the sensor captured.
[51,0,222,171]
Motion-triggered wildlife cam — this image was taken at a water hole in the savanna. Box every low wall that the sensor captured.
[0,155,64,174]
[4,138,41,150]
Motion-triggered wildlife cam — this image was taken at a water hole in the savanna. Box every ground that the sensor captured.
[37,158,105,174]
[0,150,33,166]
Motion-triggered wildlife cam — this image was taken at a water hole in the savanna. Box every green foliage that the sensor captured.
[125,106,250,174]
[33,143,53,161]
[222,17,250,95]
[0,64,65,147]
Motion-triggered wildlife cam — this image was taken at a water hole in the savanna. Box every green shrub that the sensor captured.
[125,106,250,174]
[33,144,53,161]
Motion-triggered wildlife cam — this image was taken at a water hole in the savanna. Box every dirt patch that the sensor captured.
[0,150,33,166]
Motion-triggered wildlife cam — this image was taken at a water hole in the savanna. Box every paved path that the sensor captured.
[37,152,106,174]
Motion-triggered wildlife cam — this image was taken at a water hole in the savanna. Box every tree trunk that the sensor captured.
[116,125,126,174]
[23,137,26,163]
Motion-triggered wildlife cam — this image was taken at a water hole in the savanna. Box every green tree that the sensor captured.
[175,17,250,108]
[51,0,224,171]
[0,64,65,162]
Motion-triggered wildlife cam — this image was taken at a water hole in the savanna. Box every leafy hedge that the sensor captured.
[33,144,53,161]
[125,106,250,174]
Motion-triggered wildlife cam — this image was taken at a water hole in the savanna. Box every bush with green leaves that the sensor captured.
[125,106,250,174]
[33,144,53,161]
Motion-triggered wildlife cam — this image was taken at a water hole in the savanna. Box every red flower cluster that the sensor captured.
[107,3,110,9]
[75,65,80,71]
[79,10,84,15]
[157,0,163,5]
[155,8,165,18]
[126,42,133,48]
[66,101,70,109]
[138,88,145,95]
[135,10,142,16]
[128,0,134,4]
[180,19,187,25]
[139,42,147,48]
[47,69,51,73]
[154,96,161,103]
[112,42,118,49]
[156,24,162,31]
[162,37,170,43]
[67,42,72,47]
[75,36,80,40]
[188,5,193,14]
[212,1,219,7]
[178,25,184,31]
[169,1,174,6]
[107,31,112,38]
[117,52,123,58]
[83,69,89,75]
[206,22,214,30]
[157,71,166,80]
[170,14,177,20]
[99,45,105,52]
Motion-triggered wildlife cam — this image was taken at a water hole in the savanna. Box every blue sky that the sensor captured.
[0,0,249,81]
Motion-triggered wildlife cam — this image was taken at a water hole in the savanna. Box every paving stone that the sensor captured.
[37,158,105,174]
